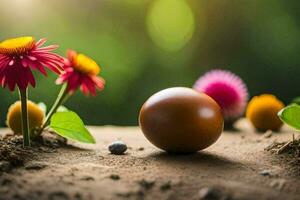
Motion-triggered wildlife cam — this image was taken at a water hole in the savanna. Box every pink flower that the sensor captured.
[56,49,105,96]
[194,69,248,121]
[0,36,64,91]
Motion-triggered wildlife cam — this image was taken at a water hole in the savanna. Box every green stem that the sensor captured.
[19,88,30,147]
[39,83,69,134]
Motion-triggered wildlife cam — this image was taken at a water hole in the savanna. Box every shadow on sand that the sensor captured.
[146,150,243,170]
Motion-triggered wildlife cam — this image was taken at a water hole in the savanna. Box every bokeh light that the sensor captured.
[147,0,195,51]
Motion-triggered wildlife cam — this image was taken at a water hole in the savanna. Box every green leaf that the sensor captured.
[278,104,300,131]
[50,111,96,144]
[37,102,47,114]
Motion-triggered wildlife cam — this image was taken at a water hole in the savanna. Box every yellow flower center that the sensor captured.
[73,53,100,75]
[0,36,35,55]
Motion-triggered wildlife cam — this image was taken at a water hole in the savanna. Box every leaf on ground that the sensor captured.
[50,111,95,144]
[278,104,300,132]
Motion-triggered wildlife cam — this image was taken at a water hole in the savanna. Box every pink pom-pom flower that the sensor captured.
[193,69,248,122]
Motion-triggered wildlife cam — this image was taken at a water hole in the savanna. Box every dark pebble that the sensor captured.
[160,181,171,191]
[0,161,11,172]
[25,162,47,170]
[138,179,155,190]
[80,175,94,181]
[48,191,69,200]
[116,190,144,198]
[259,170,271,176]
[198,187,230,200]
[74,193,82,200]
[108,141,127,155]
[110,174,120,180]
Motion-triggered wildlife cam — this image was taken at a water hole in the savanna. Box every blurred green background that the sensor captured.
[0,0,299,126]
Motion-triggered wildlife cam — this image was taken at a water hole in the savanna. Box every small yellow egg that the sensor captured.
[246,94,284,132]
[6,101,45,135]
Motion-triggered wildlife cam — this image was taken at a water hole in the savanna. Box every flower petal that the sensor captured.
[91,75,105,90]
[35,38,47,47]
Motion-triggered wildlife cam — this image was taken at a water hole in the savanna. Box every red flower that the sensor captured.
[0,36,64,91]
[56,49,105,96]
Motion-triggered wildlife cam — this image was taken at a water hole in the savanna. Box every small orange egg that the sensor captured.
[246,94,284,132]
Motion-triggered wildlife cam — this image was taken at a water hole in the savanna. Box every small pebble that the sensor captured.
[80,175,94,181]
[48,191,69,200]
[25,162,47,170]
[108,141,127,155]
[138,179,155,190]
[116,190,142,198]
[0,161,11,172]
[259,170,271,176]
[198,187,230,200]
[110,174,120,180]
[160,181,171,191]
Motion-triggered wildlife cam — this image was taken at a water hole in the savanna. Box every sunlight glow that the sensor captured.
[147,0,195,52]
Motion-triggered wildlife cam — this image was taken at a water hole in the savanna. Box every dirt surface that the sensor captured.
[0,119,300,200]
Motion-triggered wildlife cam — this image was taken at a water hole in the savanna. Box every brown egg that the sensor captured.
[139,87,224,153]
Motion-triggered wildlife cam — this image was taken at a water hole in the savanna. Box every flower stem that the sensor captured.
[19,88,30,147]
[39,83,69,134]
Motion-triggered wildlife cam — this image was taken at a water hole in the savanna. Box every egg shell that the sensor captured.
[139,87,224,153]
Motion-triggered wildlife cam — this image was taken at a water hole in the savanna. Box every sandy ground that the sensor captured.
[0,119,300,200]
